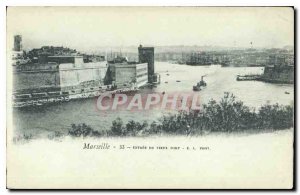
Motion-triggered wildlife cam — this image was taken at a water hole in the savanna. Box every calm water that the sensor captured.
[13,62,294,135]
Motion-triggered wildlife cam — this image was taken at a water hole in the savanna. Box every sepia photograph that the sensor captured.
[6,6,295,189]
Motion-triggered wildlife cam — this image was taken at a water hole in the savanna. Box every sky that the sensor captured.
[7,7,294,51]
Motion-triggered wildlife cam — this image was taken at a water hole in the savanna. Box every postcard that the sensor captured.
[6,6,294,189]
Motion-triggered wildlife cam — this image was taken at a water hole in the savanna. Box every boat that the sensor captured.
[176,80,181,82]
[193,85,201,91]
[193,75,207,91]
[13,102,27,108]
[56,97,64,102]
[198,80,207,87]
[40,99,48,103]
[285,91,290,94]
[199,75,207,87]
[48,98,56,103]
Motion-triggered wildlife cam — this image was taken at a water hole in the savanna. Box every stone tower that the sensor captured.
[138,45,155,83]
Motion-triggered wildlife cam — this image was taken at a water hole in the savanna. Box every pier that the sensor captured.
[236,74,262,81]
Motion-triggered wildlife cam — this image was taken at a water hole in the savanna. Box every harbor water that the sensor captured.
[13,62,294,136]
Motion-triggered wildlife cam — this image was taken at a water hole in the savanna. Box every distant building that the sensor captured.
[138,45,155,82]
[12,35,27,66]
[14,35,22,52]
[108,55,128,64]
[83,54,106,63]
[27,46,78,63]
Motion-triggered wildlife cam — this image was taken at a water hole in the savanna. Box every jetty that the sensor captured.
[236,74,262,81]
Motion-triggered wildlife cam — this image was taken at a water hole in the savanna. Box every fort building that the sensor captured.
[12,42,156,107]
[138,45,155,83]
[13,55,108,94]
[14,35,22,52]
[12,35,25,65]
[262,55,294,84]
[108,62,148,89]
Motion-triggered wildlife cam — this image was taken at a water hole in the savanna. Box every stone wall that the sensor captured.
[59,62,108,88]
[13,61,108,92]
[263,65,294,83]
[13,71,60,92]
[115,65,136,87]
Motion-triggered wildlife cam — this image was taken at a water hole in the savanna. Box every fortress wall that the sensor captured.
[13,71,60,92]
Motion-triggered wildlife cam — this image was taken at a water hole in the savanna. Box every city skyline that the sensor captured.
[7,7,294,52]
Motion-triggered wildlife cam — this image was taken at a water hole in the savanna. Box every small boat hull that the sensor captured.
[193,86,201,91]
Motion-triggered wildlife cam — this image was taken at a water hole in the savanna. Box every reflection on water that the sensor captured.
[13,62,294,135]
